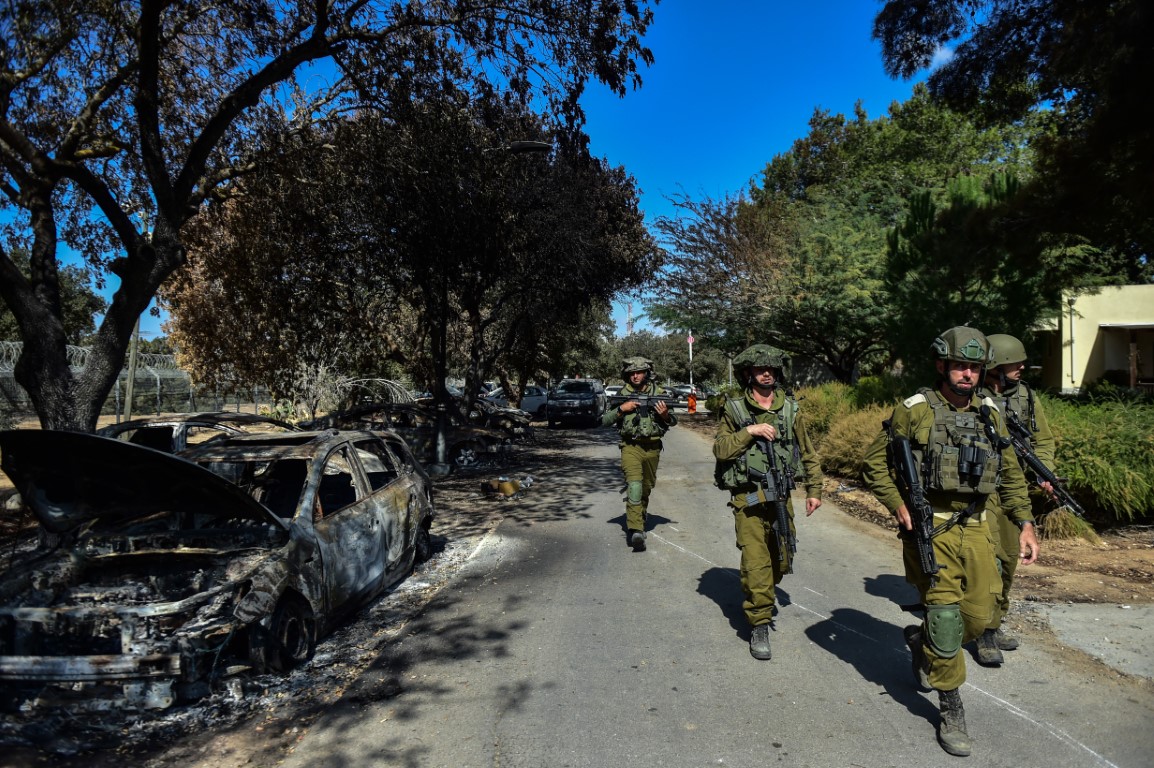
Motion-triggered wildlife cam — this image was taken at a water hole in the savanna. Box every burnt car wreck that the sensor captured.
[0,428,434,712]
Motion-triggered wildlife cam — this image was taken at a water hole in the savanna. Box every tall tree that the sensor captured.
[651,89,1036,382]
[886,172,1101,368]
[874,0,1154,276]
[163,122,419,400]
[0,0,657,430]
[165,94,657,408]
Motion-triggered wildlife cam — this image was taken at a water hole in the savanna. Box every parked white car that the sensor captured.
[485,385,548,417]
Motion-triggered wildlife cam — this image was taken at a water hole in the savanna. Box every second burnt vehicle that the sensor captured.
[305,402,512,471]
[0,428,433,712]
[96,411,298,452]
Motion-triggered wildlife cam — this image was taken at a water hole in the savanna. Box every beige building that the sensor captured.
[1037,284,1154,394]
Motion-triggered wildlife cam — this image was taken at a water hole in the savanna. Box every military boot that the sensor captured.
[976,628,1004,665]
[994,626,1020,650]
[903,625,931,691]
[749,624,772,660]
[937,688,972,756]
[628,530,646,551]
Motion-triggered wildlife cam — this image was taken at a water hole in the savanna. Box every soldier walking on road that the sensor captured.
[862,327,1040,756]
[977,333,1057,665]
[603,357,676,551]
[713,345,823,660]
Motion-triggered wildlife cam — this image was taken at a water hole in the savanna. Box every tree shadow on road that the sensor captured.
[803,607,938,722]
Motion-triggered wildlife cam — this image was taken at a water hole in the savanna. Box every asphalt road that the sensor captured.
[279,425,1154,768]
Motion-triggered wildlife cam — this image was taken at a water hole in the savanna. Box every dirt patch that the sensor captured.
[676,414,1154,606]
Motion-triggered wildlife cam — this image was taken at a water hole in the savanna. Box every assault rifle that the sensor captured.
[890,434,941,586]
[607,393,677,418]
[745,436,797,573]
[1002,408,1088,520]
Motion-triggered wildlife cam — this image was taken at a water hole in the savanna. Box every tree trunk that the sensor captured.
[7,226,179,431]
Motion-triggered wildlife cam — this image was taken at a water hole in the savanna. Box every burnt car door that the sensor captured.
[351,438,419,581]
[309,445,388,613]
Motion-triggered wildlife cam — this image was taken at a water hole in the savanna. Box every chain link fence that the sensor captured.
[0,341,272,427]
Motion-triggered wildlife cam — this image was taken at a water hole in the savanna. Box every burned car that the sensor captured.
[97,411,299,453]
[467,397,534,439]
[0,428,433,711]
[306,402,511,471]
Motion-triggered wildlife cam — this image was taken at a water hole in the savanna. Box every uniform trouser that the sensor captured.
[620,441,662,533]
[983,494,1019,628]
[903,517,999,691]
[733,500,796,627]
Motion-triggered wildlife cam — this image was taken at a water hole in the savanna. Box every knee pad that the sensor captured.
[627,481,644,505]
[925,603,964,659]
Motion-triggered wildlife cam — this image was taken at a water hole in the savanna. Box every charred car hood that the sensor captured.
[0,430,288,534]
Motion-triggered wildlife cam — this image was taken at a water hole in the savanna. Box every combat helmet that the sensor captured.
[930,327,993,366]
[621,356,654,378]
[732,344,792,383]
[987,334,1027,368]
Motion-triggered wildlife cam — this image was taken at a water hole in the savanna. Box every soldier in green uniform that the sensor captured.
[602,357,676,551]
[861,327,1040,756]
[976,333,1057,664]
[713,345,823,660]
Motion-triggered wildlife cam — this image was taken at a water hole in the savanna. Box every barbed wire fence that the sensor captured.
[0,341,272,427]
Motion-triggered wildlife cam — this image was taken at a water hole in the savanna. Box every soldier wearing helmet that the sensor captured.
[602,356,677,551]
[976,333,1057,665]
[713,344,823,660]
[862,327,1040,756]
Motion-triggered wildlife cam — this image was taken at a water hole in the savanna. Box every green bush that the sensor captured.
[818,404,890,479]
[817,386,1154,525]
[705,383,748,416]
[794,382,855,444]
[1045,395,1154,523]
[852,373,912,409]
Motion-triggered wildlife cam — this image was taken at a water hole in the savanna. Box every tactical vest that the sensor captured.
[999,382,1039,440]
[906,387,1000,495]
[618,383,671,440]
[714,393,802,491]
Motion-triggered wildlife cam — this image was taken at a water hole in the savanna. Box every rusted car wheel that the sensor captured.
[252,595,317,672]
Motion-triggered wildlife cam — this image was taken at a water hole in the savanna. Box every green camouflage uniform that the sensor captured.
[603,381,677,533]
[862,387,1034,691]
[714,390,823,627]
[979,379,1055,628]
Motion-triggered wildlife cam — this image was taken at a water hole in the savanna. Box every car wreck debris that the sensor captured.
[0,428,434,712]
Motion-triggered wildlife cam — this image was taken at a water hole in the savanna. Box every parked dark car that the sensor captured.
[546,379,606,427]
[0,428,434,711]
[668,383,699,401]
[305,402,511,471]
[97,412,298,453]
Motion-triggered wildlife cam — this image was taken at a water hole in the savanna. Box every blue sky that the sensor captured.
[126,2,921,340]
[580,2,924,336]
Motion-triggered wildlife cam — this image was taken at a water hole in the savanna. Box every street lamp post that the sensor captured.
[429,138,550,476]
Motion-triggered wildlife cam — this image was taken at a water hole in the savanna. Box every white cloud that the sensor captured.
[930,45,955,70]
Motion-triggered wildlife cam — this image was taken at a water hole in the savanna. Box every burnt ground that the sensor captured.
[2,419,1153,767]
